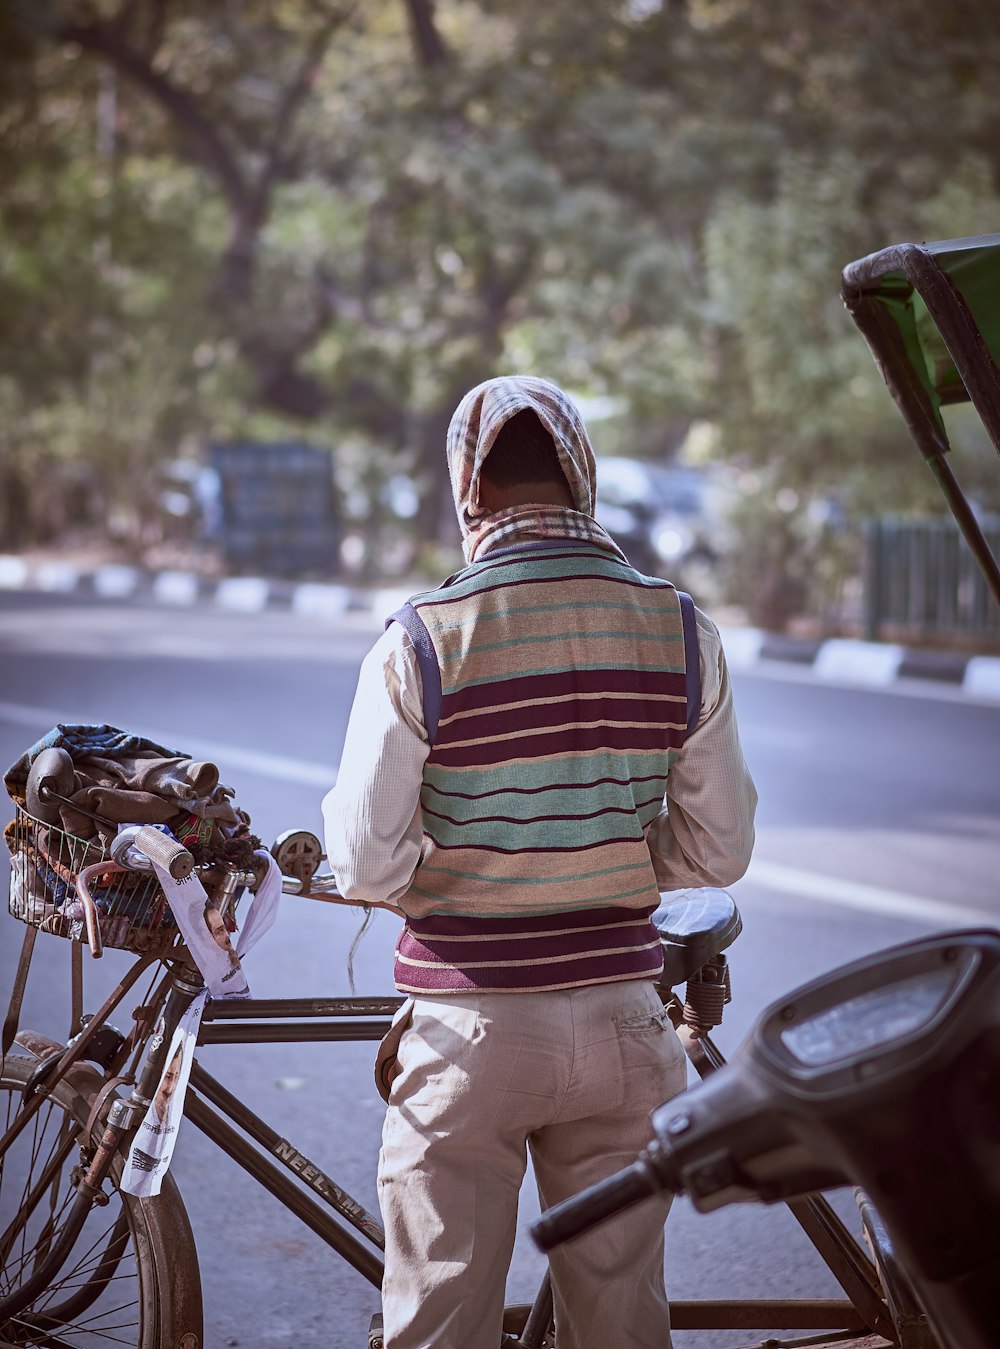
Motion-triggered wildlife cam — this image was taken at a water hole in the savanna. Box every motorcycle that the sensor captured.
[532,926,1000,1349]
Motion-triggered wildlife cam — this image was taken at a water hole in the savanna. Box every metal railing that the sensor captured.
[863,516,1000,644]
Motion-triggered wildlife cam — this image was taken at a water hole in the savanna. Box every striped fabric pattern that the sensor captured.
[445,375,612,562]
[396,905,664,994]
[392,540,688,994]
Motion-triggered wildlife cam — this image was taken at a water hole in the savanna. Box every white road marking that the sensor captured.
[0,700,337,788]
[745,858,996,928]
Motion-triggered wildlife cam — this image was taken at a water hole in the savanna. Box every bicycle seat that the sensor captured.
[653,888,742,988]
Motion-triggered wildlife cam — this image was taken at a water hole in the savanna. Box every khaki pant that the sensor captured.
[377,979,687,1349]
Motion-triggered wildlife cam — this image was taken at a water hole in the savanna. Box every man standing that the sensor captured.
[324,375,756,1349]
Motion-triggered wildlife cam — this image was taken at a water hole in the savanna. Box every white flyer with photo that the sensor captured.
[121,850,282,1197]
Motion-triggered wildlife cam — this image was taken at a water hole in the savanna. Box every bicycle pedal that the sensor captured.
[367,1312,384,1349]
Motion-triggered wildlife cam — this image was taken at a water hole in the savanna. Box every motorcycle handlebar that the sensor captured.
[530,1152,669,1253]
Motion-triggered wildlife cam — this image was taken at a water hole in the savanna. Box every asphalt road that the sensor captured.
[1,591,998,1348]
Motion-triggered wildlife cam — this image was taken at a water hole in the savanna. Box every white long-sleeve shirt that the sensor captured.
[323,607,757,909]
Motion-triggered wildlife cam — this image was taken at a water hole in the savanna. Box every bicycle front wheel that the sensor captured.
[0,1050,202,1347]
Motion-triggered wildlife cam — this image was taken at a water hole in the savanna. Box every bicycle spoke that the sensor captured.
[27,1153,80,1278]
[8,1315,140,1349]
[34,1221,123,1290]
[3,1115,99,1288]
[59,1304,141,1331]
[6,1208,142,1339]
[9,1278,142,1347]
[21,1306,143,1344]
[3,1120,140,1344]
[1,1099,71,1274]
[27,1220,133,1310]
[3,1179,76,1291]
[0,1106,48,1295]
[32,1266,140,1317]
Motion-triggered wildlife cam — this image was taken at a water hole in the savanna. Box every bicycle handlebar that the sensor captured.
[111,824,194,880]
[530,1151,671,1252]
[110,823,390,909]
[283,871,405,915]
[135,824,194,879]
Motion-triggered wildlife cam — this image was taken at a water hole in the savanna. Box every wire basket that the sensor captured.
[6,805,181,955]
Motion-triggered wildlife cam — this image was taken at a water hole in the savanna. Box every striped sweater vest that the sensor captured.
[388,540,698,994]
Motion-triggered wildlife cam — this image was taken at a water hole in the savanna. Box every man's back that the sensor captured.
[324,374,756,1349]
[399,540,693,912]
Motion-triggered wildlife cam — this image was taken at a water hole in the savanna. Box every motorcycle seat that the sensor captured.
[653,888,742,989]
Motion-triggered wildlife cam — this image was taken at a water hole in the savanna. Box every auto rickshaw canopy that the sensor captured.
[841,232,1000,604]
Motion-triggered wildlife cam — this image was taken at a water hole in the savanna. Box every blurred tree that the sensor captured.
[0,5,234,551]
[2,0,999,604]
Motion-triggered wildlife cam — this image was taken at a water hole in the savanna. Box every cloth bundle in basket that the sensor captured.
[4,723,259,952]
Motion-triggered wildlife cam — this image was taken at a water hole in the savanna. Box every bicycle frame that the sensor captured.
[2,927,900,1349]
[170,982,898,1345]
[192,994,399,1287]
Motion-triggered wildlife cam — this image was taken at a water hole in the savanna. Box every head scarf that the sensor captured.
[445,375,626,563]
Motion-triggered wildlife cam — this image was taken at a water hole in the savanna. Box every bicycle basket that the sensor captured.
[4,723,262,956]
[6,805,180,955]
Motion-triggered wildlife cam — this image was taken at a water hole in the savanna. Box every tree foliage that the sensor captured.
[3,0,1000,597]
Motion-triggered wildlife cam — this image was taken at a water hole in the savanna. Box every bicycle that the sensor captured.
[1,775,926,1349]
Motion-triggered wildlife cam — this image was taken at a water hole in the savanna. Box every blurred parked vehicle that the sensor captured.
[593,456,732,593]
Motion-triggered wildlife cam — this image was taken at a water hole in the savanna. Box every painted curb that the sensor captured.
[2,555,998,699]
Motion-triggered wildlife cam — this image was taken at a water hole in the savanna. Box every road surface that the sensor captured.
[1,591,997,1347]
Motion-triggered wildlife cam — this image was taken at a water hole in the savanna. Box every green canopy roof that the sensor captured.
[842,232,1000,605]
[841,232,1000,459]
